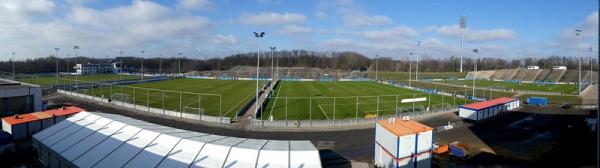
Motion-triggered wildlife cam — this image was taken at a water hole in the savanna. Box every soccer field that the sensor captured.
[16,74,142,87]
[85,78,263,117]
[263,81,470,120]
[439,80,578,94]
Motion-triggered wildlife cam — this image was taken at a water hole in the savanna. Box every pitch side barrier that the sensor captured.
[55,78,230,126]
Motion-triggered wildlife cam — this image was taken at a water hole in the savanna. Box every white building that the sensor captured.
[459,97,520,121]
[74,62,121,75]
[32,111,322,168]
[553,66,567,70]
[0,78,42,117]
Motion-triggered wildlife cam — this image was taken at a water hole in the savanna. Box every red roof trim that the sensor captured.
[460,97,516,110]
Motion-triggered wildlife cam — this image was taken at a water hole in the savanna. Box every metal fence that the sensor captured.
[56,78,229,125]
[252,92,466,128]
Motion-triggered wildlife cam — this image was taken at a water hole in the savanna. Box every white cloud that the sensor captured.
[343,14,391,27]
[363,26,418,40]
[277,24,313,35]
[211,34,238,45]
[0,0,213,59]
[177,0,214,11]
[432,24,516,42]
[238,12,306,25]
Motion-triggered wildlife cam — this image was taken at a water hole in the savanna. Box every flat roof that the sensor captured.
[377,119,433,136]
[44,106,85,117]
[33,111,322,168]
[2,113,40,125]
[460,97,517,110]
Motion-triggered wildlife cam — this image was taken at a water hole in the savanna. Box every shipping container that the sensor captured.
[375,118,433,168]
[459,97,520,121]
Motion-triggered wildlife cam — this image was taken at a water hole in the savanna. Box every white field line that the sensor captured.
[317,104,330,120]
[224,91,255,116]
[268,81,284,118]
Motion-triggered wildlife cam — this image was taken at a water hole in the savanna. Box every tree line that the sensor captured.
[0,50,595,74]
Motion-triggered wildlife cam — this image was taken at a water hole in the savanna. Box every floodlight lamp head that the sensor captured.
[459,15,467,29]
[55,48,59,51]
[575,29,582,35]
[253,32,265,37]
[74,46,80,49]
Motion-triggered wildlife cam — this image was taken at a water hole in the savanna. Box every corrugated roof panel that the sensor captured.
[190,137,246,168]
[41,114,101,146]
[257,140,290,168]
[156,139,205,168]
[61,121,127,161]
[92,130,160,168]
[290,141,321,168]
[72,125,142,168]
[224,139,267,168]
[50,117,113,153]
[123,134,181,168]
[32,112,91,140]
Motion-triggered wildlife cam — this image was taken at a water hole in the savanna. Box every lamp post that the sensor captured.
[253,32,265,122]
[119,51,123,81]
[589,47,593,83]
[55,48,60,84]
[178,53,182,76]
[74,46,80,83]
[459,16,467,73]
[375,54,379,81]
[576,29,582,94]
[159,53,162,76]
[140,50,145,81]
[270,47,276,81]
[409,53,413,87]
[472,49,479,98]
[276,51,280,80]
[11,52,15,78]
[416,41,421,81]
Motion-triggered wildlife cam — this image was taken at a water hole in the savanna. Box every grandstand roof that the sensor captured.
[33,111,321,168]
[460,97,517,110]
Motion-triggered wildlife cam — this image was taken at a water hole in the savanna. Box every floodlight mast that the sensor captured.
[11,52,15,78]
[459,16,467,73]
[178,53,182,76]
[74,46,80,84]
[270,47,276,81]
[409,53,413,87]
[253,32,265,123]
[55,48,60,84]
[472,49,479,98]
[576,29,582,94]
[141,50,145,81]
[375,55,379,81]
[416,41,421,81]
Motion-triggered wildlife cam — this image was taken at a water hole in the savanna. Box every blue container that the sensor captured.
[527,97,548,106]
[449,144,466,157]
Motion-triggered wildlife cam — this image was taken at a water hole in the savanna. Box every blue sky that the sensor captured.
[0,0,597,60]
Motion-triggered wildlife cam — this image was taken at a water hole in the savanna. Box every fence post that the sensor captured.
[179,92,182,118]
[309,97,312,127]
[133,87,136,109]
[162,90,165,115]
[395,95,399,118]
[412,93,416,117]
[219,95,222,124]
[110,85,113,104]
[333,97,336,127]
[442,93,445,110]
[285,97,288,127]
[100,83,103,101]
[453,91,456,106]
[428,93,431,112]
[376,96,380,120]
[147,89,150,112]
[198,94,202,121]
[356,96,359,125]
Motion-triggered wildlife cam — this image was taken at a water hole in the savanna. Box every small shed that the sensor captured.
[459,97,520,121]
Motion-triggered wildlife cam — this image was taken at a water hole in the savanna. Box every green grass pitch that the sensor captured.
[263,81,472,120]
[84,78,264,117]
[439,80,578,94]
[17,74,142,87]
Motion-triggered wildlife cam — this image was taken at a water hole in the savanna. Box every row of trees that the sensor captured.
[0,50,595,74]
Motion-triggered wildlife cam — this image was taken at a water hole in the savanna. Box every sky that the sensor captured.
[0,0,598,61]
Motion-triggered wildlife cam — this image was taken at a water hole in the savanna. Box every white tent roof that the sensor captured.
[33,111,322,168]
